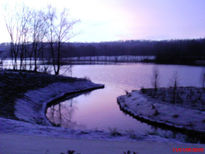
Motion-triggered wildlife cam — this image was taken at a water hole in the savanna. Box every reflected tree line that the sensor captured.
[47,99,77,128]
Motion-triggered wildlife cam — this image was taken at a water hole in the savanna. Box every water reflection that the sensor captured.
[46,89,204,143]
[46,63,204,143]
[46,95,87,129]
[46,85,151,131]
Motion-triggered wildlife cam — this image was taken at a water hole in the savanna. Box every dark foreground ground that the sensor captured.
[0,70,86,120]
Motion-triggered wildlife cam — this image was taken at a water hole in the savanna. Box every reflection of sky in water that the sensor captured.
[47,84,151,131]
[47,63,204,141]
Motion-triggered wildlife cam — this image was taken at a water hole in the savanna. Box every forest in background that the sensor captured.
[0,38,205,65]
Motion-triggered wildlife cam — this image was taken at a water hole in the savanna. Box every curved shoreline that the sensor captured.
[118,100,204,136]
[117,90,205,136]
[15,81,104,125]
[43,84,105,126]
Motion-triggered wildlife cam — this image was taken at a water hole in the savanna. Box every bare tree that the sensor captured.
[46,6,78,75]
[172,71,178,103]
[19,7,31,70]
[55,9,77,75]
[5,4,77,74]
[4,5,31,70]
[152,67,159,92]
[202,68,205,89]
[4,10,20,70]
[46,6,57,74]
[30,10,48,72]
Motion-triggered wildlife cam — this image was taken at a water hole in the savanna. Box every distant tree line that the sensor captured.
[1,39,205,66]
[38,39,205,64]
[54,39,205,65]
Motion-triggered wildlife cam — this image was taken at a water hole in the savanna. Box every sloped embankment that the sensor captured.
[0,70,104,125]
[15,80,104,125]
[117,90,205,134]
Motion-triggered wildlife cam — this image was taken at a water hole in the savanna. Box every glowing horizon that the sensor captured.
[0,0,205,43]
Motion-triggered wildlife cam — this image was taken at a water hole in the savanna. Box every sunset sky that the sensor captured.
[0,0,205,43]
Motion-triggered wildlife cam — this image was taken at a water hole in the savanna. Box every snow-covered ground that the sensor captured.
[0,117,169,142]
[117,90,205,133]
[15,81,104,125]
[0,78,204,153]
[1,133,204,154]
[1,117,204,154]
[1,116,204,154]
[141,87,205,111]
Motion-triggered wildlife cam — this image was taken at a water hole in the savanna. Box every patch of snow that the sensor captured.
[15,81,104,125]
[0,117,180,143]
[117,90,205,133]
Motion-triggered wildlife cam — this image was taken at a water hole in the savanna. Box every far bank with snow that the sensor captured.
[117,89,205,134]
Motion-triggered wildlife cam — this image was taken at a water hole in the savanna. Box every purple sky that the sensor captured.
[0,0,205,42]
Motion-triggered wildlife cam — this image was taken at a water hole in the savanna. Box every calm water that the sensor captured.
[46,63,204,142]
